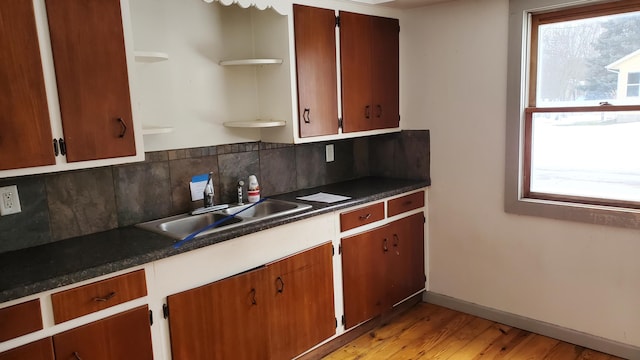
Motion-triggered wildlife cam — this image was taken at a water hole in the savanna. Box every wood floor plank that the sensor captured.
[416,316,495,359]
[470,327,530,360]
[544,341,584,359]
[322,303,626,360]
[506,333,560,359]
[446,322,512,359]
[353,307,462,359]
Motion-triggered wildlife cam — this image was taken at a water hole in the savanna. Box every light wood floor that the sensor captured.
[322,303,626,360]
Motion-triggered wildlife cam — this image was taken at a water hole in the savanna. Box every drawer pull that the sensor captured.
[73,351,83,360]
[276,277,285,293]
[93,291,116,302]
[359,213,372,221]
[402,200,413,206]
[250,288,257,305]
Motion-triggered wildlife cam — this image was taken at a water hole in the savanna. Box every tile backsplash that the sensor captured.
[0,131,429,253]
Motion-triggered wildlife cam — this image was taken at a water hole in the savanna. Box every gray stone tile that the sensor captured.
[145,151,168,162]
[353,137,370,178]
[369,133,398,178]
[207,146,218,156]
[0,176,51,253]
[168,149,186,160]
[46,168,118,241]
[169,156,219,213]
[395,130,430,181]
[295,143,327,189]
[218,152,259,204]
[327,140,356,184]
[260,147,297,197]
[113,162,173,226]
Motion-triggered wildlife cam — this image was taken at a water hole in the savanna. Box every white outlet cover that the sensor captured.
[326,144,335,163]
[0,185,22,216]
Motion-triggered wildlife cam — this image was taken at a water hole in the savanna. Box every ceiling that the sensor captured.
[347,0,449,9]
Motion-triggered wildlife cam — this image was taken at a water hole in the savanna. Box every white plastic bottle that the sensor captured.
[247,175,260,203]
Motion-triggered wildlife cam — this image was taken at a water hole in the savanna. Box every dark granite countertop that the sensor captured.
[0,177,429,303]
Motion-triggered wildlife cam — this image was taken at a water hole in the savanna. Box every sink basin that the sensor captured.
[220,199,311,219]
[136,199,312,241]
[136,212,243,240]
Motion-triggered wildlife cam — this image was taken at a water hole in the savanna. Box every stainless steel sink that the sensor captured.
[220,199,311,220]
[136,199,311,241]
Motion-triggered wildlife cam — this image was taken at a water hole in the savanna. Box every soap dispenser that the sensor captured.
[247,175,260,203]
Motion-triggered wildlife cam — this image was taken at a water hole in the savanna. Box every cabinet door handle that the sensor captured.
[73,351,83,360]
[117,117,127,138]
[59,138,66,156]
[393,233,400,255]
[376,104,382,118]
[250,288,257,305]
[365,105,371,119]
[53,139,59,156]
[276,276,284,293]
[359,213,372,221]
[383,238,389,252]
[93,291,116,302]
[303,108,311,123]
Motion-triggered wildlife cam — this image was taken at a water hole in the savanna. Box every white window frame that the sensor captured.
[505,0,640,229]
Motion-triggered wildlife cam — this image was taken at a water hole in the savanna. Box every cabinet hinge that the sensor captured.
[423,216,426,224]
[332,245,335,256]
[335,16,340,27]
[149,310,153,326]
[163,303,169,319]
[341,315,345,325]
[335,317,338,328]
[338,244,342,255]
[338,117,343,129]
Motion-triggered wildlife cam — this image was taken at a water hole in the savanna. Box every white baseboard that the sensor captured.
[423,292,639,360]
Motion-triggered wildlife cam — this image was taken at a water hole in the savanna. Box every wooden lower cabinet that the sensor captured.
[53,305,153,360]
[341,212,425,329]
[167,243,335,360]
[0,338,54,360]
[267,243,335,360]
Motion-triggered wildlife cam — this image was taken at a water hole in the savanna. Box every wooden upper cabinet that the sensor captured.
[267,243,335,360]
[0,1,55,171]
[340,12,399,133]
[371,16,400,130]
[45,0,136,162]
[294,5,339,138]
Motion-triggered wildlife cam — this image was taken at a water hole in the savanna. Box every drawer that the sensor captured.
[0,338,53,360]
[340,202,385,232]
[388,191,424,217]
[0,299,43,342]
[51,269,147,324]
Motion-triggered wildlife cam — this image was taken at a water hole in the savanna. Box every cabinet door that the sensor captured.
[267,243,335,360]
[340,11,373,133]
[371,16,399,130]
[0,338,54,360]
[294,5,339,138]
[341,225,389,329]
[53,305,153,360]
[0,0,55,170]
[167,268,270,360]
[388,213,425,305]
[45,0,136,162]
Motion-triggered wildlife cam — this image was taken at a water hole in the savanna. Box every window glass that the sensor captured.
[536,11,640,106]
[526,5,640,208]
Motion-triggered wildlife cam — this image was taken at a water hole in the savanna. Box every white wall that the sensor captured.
[401,0,640,348]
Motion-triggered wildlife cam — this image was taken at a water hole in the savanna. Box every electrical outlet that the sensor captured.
[326,144,335,163]
[0,185,22,216]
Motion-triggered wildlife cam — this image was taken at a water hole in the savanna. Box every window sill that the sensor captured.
[505,196,640,229]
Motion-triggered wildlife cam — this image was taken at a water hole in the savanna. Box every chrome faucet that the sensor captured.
[203,172,214,208]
